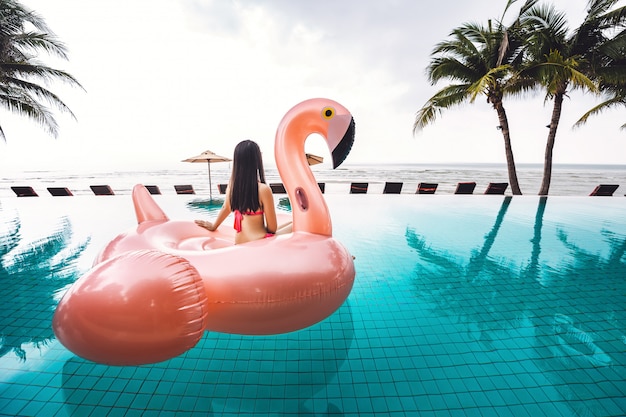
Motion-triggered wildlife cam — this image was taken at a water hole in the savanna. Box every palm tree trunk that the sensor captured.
[494,101,522,195]
[539,92,563,195]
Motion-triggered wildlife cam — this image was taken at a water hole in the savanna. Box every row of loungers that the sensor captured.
[9,184,304,196]
[10,185,165,197]
[352,182,622,196]
[8,183,622,197]
[348,182,506,194]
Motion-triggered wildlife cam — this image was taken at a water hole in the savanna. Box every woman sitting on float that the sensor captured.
[195,140,292,244]
[53,98,357,366]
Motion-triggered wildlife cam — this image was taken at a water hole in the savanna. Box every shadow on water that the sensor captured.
[405,197,626,416]
[0,210,89,361]
[61,301,354,416]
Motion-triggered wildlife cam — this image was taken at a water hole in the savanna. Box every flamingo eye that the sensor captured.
[322,106,335,120]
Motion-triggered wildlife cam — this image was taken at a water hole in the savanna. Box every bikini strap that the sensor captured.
[233,210,243,233]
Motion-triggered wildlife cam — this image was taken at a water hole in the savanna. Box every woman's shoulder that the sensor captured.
[258,182,274,200]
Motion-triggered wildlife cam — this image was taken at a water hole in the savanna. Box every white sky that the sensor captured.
[1,0,624,172]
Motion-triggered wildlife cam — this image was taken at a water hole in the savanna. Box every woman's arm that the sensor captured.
[259,184,277,234]
[195,187,232,231]
[211,197,232,229]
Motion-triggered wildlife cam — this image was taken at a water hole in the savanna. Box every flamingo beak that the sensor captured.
[330,116,355,169]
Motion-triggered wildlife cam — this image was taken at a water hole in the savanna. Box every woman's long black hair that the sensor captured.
[229,140,266,212]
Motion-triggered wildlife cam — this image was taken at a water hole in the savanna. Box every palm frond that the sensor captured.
[568,67,600,92]
[413,84,472,133]
[0,1,52,33]
[505,74,540,97]
[0,0,82,141]
[467,64,511,102]
[519,3,569,61]
[586,0,624,23]
[432,25,482,60]
[586,0,614,21]
[520,50,599,96]
[1,62,83,88]
[518,0,541,16]
[13,32,69,60]
[1,76,77,117]
[0,88,60,137]
[428,57,480,84]
[574,93,626,127]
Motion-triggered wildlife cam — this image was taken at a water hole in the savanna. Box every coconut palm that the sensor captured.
[0,0,82,141]
[573,1,626,129]
[414,1,539,196]
[518,0,626,195]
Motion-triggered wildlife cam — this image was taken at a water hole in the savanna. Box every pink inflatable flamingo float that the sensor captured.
[53,98,356,365]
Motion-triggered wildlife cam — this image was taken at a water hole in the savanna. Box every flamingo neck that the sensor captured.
[275,110,332,236]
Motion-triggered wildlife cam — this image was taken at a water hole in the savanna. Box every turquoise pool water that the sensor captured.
[0,195,624,416]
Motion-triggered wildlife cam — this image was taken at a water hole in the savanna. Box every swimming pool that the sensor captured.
[1,195,624,416]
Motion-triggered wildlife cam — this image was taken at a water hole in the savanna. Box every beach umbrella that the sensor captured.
[306,153,324,166]
[182,150,231,199]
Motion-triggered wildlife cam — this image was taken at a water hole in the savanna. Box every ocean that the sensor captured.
[1,163,625,198]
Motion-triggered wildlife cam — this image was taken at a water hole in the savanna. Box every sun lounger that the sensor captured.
[484,182,508,195]
[174,185,195,195]
[47,187,73,196]
[144,185,161,195]
[417,183,438,194]
[90,185,115,196]
[11,186,38,197]
[350,182,368,194]
[454,182,476,194]
[383,182,403,194]
[589,184,619,196]
[270,183,287,194]
[269,183,324,193]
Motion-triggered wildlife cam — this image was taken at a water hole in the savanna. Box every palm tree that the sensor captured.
[0,0,82,141]
[574,2,626,130]
[519,0,626,195]
[414,1,539,196]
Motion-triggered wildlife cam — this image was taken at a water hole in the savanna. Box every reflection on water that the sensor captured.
[186,197,293,215]
[0,212,89,361]
[277,196,292,212]
[552,313,612,368]
[406,197,626,416]
[61,301,353,416]
[185,198,226,214]
[406,197,527,345]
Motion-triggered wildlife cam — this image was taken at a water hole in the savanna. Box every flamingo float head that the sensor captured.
[275,98,355,236]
